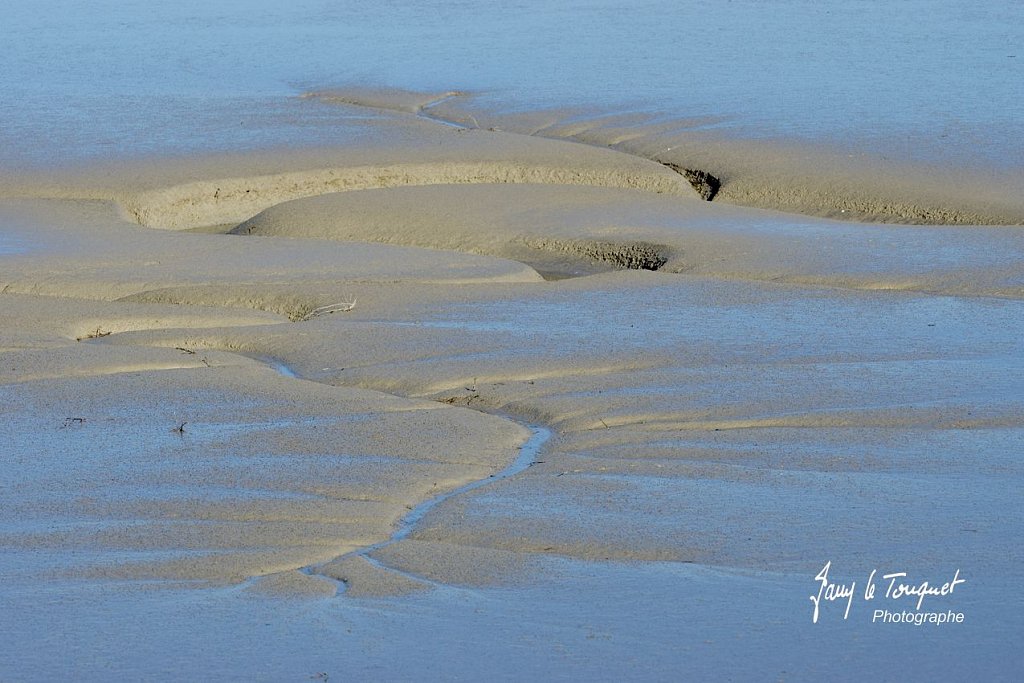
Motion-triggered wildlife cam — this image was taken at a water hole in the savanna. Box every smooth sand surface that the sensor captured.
[2,101,1022,679]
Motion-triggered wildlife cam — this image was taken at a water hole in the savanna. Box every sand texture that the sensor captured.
[2,98,1022,680]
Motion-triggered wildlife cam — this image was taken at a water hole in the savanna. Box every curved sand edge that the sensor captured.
[0,116,696,231]
[234,183,1024,299]
[121,159,692,231]
[312,86,1024,226]
[2,87,1020,230]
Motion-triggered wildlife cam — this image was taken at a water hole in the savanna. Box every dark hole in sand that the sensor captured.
[660,162,721,202]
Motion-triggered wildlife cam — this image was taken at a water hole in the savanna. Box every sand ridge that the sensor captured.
[412,88,1024,226]
[233,182,1024,297]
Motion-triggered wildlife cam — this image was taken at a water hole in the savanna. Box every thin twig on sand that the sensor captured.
[76,327,111,342]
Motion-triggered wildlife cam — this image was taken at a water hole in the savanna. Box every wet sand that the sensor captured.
[2,95,1023,679]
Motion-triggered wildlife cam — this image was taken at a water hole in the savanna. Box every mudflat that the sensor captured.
[2,91,1022,680]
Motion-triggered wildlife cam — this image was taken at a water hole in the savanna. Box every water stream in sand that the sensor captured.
[370,426,551,547]
[261,355,552,588]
